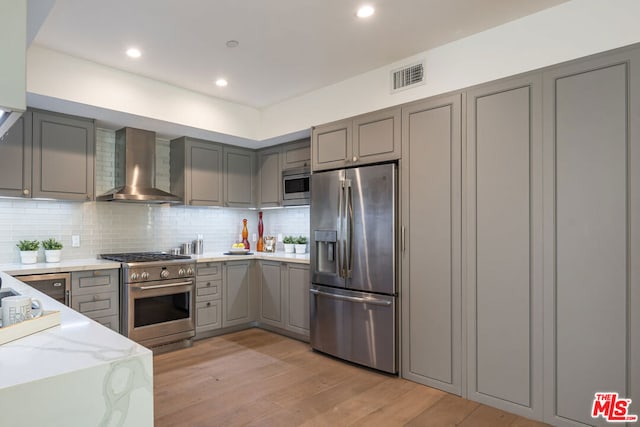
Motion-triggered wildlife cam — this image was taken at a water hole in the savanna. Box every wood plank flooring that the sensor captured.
[154,328,548,426]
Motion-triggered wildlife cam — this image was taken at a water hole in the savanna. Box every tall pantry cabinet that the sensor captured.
[398,44,639,426]
[400,93,463,396]
[541,49,640,427]
[465,74,543,420]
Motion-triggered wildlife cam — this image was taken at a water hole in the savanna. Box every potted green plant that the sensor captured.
[294,236,307,254]
[283,236,296,253]
[42,238,63,263]
[16,240,40,264]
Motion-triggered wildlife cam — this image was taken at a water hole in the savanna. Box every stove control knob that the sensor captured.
[186,267,194,276]
[178,268,185,277]
[130,272,139,281]
[141,272,150,280]
[160,270,170,279]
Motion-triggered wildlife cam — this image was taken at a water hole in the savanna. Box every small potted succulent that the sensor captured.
[42,238,63,263]
[16,240,40,264]
[283,236,296,253]
[294,236,307,254]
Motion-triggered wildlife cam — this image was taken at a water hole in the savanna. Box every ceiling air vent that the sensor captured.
[391,61,425,93]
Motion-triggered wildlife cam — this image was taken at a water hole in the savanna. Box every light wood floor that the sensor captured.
[154,328,548,426]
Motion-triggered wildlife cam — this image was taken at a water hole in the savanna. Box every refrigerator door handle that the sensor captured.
[337,180,344,279]
[310,288,392,306]
[346,181,354,278]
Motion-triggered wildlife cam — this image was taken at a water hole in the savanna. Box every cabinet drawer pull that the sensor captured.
[206,282,211,287]
[206,302,211,307]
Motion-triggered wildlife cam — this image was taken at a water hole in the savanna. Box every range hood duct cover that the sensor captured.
[97,127,182,203]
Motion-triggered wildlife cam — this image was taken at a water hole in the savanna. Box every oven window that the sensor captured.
[134,292,191,327]
[285,177,309,194]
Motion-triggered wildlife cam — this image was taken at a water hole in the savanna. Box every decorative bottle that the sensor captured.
[257,212,264,252]
[242,218,250,250]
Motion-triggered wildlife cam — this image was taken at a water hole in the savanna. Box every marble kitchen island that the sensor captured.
[0,272,153,427]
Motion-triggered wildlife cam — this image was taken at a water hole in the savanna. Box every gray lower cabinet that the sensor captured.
[0,113,32,198]
[541,48,640,427]
[258,146,282,208]
[71,269,119,332]
[281,138,311,170]
[170,137,223,206]
[222,260,255,327]
[258,261,284,328]
[32,110,95,201]
[223,146,256,208]
[195,262,223,335]
[283,263,309,337]
[400,93,462,396]
[258,261,310,339]
[466,75,543,419]
[311,107,400,171]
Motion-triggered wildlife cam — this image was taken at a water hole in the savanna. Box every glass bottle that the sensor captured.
[242,218,250,250]
[257,211,264,252]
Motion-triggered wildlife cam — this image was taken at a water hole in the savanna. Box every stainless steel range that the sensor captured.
[100,252,196,349]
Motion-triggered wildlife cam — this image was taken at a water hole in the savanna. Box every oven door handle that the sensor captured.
[135,281,193,290]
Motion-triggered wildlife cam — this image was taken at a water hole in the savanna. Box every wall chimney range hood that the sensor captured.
[97,127,181,203]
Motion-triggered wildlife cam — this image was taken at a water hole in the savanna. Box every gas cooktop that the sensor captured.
[100,252,192,263]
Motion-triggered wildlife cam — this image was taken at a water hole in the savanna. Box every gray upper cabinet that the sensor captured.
[311,107,400,171]
[401,93,462,396]
[0,113,32,198]
[311,118,351,171]
[466,74,543,420]
[281,138,311,170]
[223,146,256,208]
[32,110,95,201]
[170,137,223,206]
[353,107,401,165]
[258,146,281,208]
[542,48,640,427]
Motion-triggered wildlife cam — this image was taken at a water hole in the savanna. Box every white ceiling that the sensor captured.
[31,0,569,110]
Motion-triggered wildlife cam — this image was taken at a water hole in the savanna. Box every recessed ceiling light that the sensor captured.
[226,40,239,48]
[215,78,228,87]
[126,48,141,58]
[356,5,375,18]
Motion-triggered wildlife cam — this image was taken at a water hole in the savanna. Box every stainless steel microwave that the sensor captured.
[282,167,310,206]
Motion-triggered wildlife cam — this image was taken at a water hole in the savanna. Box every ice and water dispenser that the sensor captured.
[314,230,337,276]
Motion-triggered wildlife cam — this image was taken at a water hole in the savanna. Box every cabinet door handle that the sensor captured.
[352,156,358,162]
[23,189,30,196]
[401,226,406,252]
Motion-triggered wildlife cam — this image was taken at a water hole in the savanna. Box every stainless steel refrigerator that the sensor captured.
[310,162,397,374]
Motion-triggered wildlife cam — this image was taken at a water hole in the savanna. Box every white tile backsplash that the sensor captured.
[0,128,309,263]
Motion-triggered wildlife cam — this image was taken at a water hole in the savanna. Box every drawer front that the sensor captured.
[196,299,221,331]
[71,269,119,295]
[72,292,118,318]
[196,276,222,299]
[93,314,120,333]
[197,262,222,279]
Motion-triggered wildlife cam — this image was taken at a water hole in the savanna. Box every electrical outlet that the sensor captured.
[277,233,283,242]
[72,235,80,247]
[252,233,257,242]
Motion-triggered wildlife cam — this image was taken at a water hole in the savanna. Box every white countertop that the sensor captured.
[0,252,308,277]
[0,272,151,390]
[0,258,121,276]
[193,251,310,264]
